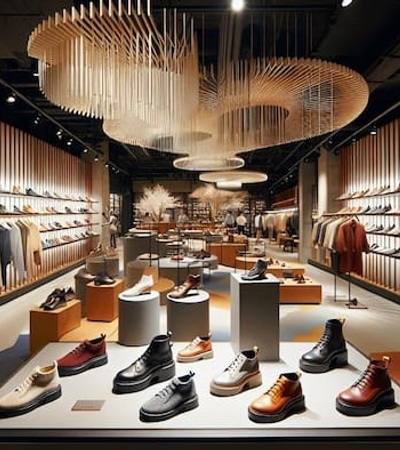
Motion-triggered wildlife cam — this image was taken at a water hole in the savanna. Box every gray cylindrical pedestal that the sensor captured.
[74,269,96,317]
[123,234,157,273]
[118,291,160,346]
[166,289,210,341]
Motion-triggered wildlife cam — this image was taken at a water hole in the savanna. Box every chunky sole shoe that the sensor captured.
[0,386,62,419]
[210,371,262,396]
[112,362,175,394]
[299,349,348,373]
[139,394,199,422]
[177,349,213,363]
[336,388,395,416]
[58,354,108,377]
[248,395,305,423]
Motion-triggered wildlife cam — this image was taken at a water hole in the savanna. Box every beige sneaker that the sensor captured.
[0,362,61,418]
[177,334,213,363]
[210,346,262,396]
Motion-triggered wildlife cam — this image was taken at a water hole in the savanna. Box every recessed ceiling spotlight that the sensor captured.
[6,93,16,103]
[231,0,245,12]
[370,125,377,135]
[341,0,353,7]
[83,148,88,154]
[93,156,99,162]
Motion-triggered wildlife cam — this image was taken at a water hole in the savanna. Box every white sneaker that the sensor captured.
[0,361,61,418]
[123,274,154,296]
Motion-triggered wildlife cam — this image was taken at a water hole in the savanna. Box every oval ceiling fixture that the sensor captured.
[199,170,268,184]
[173,156,245,172]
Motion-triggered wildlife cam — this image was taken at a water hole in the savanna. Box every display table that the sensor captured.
[230,272,280,361]
[166,289,210,340]
[1,342,399,449]
[279,277,322,304]
[235,256,305,278]
[29,299,81,355]
[207,242,247,267]
[118,291,160,345]
[86,279,124,322]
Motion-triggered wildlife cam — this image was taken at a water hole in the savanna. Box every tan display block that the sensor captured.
[152,277,175,305]
[86,279,124,322]
[29,299,81,355]
[207,243,247,267]
[279,278,322,304]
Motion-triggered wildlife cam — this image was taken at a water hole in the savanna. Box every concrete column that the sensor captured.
[298,160,315,263]
[318,147,341,216]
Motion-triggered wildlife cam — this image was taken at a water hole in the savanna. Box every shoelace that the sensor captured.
[15,372,38,393]
[156,379,178,400]
[352,366,373,390]
[226,354,245,375]
[265,378,285,400]
[313,329,332,350]
[183,337,201,351]
[69,342,88,356]
[134,347,152,370]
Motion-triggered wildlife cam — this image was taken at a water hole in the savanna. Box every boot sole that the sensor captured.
[58,354,108,377]
[139,394,199,422]
[210,371,262,396]
[113,361,175,394]
[299,349,348,373]
[336,388,395,416]
[248,395,306,423]
[0,385,62,419]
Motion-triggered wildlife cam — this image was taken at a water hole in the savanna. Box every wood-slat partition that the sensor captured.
[318,118,400,297]
[0,121,100,302]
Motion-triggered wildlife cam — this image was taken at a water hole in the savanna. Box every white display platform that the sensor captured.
[0,341,399,447]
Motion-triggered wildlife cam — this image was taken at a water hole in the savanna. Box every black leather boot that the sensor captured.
[241,259,267,280]
[113,333,175,393]
[299,318,348,373]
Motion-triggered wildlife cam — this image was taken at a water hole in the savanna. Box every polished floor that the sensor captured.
[0,238,399,387]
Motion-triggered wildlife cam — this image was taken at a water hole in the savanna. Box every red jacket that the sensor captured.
[334,219,369,276]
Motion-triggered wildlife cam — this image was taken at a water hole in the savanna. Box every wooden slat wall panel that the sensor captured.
[338,118,400,295]
[0,121,99,299]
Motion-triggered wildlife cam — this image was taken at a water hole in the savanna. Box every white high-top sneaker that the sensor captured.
[0,361,62,418]
[123,274,154,297]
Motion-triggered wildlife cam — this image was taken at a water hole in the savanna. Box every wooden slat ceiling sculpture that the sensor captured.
[28,0,370,171]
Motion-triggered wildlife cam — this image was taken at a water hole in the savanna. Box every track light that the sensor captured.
[93,156,99,162]
[6,93,16,103]
[370,125,377,135]
[83,148,88,154]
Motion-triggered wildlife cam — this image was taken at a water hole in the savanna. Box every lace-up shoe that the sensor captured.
[299,317,348,373]
[177,334,213,362]
[210,346,262,396]
[57,334,108,376]
[122,274,154,296]
[139,371,198,422]
[248,372,305,423]
[113,333,175,394]
[336,356,395,416]
[0,362,61,418]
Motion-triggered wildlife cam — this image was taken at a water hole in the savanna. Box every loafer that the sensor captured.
[94,273,116,286]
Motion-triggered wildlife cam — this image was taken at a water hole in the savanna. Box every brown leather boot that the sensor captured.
[248,372,305,423]
[336,356,395,416]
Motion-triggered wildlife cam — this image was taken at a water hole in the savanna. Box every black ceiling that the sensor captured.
[1,0,400,196]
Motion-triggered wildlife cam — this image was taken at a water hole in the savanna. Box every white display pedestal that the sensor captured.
[166,289,210,341]
[230,272,280,361]
[118,290,160,346]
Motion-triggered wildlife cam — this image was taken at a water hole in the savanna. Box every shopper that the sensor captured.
[236,212,247,235]
[223,210,235,229]
[109,212,119,249]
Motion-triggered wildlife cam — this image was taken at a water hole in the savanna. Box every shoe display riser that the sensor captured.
[0,342,398,441]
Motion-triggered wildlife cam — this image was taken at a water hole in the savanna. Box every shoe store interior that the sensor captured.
[0,1,400,449]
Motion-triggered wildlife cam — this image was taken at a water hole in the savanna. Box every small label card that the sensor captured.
[71,400,105,411]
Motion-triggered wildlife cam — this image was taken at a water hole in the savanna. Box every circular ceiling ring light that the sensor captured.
[173,156,245,172]
[199,170,268,184]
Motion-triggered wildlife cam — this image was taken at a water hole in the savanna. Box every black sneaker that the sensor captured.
[139,372,198,422]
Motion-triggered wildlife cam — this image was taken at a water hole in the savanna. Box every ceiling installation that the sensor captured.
[1,1,400,193]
